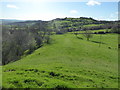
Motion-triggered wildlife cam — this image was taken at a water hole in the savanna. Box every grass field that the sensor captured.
[83,24,103,27]
[0,66,2,88]
[2,33,118,88]
[71,29,111,34]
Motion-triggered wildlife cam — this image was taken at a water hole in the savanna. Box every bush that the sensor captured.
[56,31,64,34]
[97,31,105,34]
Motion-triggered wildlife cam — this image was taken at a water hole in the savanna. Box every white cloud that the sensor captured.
[86,0,101,6]
[70,10,78,14]
[6,4,19,9]
[12,13,66,21]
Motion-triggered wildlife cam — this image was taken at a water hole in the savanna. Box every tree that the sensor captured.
[2,27,36,65]
[110,25,119,33]
[83,30,93,41]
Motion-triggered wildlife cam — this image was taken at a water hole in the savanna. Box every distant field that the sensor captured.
[83,24,103,27]
[70,29,111,34]
[91,29,111,33]
[2,33,118,88]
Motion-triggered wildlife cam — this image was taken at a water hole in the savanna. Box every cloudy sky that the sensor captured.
[0,0,119,21]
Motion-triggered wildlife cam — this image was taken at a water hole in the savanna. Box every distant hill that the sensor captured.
[0,19,25,25]
[0,17,113,25]
[1,17,118,33]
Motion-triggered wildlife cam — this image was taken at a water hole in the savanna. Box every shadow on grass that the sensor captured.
[90,40,105,44]
[76,36,83,40]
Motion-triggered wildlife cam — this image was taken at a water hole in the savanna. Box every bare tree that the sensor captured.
[83,30,93,41]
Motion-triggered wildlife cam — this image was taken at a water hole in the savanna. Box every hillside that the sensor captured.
[3,17,116,65]
[2,33,118,88]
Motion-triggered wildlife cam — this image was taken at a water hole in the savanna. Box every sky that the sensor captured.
[0,0,119,21]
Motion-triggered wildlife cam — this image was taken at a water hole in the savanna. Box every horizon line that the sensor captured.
[0,17,118,21]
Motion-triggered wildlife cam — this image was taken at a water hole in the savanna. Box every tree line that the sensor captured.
[2,21,52,65]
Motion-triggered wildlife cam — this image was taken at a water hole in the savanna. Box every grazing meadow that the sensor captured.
[2,32,118,88]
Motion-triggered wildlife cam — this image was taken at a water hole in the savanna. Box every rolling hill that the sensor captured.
[2,33,118,88]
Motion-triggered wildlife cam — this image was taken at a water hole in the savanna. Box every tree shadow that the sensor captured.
[76,36,83,40]
[91,40,105,44]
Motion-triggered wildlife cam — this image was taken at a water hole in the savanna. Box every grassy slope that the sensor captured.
[2,33,118,88]
[0,66,2,88]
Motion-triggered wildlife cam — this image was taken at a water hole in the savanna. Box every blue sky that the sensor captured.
[0,0,118,21]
